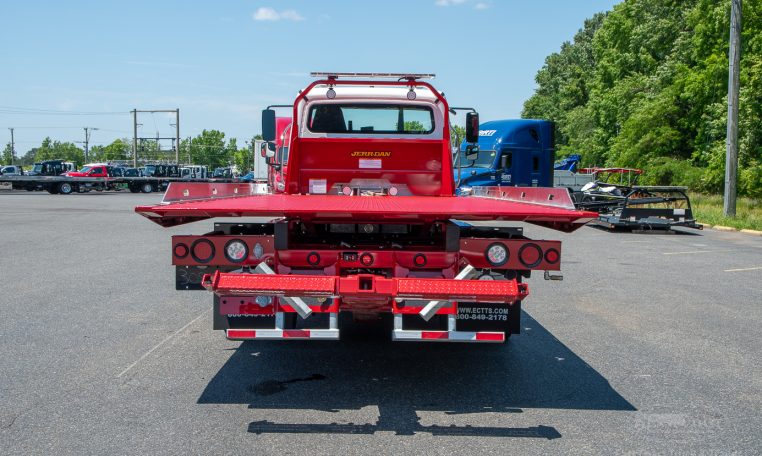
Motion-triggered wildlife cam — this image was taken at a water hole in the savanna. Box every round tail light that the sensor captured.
[359,253,374,267]
[413,254,427,267]
[307,252,321,266]
[224,239,248,263]
[191,239,215,263]
[174,243,189,259]
[518,243,543,268]
[544,248,560,264]
[485,243,508,267]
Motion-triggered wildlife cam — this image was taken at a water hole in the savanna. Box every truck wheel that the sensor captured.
[141,183,153,193]
[58,182,74,195]
[129,184,140,193]
[46,185,59,194]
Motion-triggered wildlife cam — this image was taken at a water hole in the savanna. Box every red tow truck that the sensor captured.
[258,116,292,193]
[136,73,594,343]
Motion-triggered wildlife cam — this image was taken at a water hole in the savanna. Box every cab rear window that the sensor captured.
[308,104,434,134]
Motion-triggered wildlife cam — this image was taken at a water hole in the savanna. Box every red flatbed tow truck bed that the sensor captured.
[136,185,594,231]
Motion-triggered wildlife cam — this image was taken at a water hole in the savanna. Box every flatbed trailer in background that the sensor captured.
[0,174,242,194]
[585,186,703,232]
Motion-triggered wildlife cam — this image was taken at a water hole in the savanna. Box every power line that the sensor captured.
[0,106,128,116]
[0,126,130,134]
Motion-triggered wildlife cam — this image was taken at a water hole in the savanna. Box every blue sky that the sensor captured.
[0,0,618,153]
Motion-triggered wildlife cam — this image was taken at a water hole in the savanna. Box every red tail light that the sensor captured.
[191,239,215,263]
[174,243,189,259]
[518,243,543,268]
[413,254,427,267]
[360,253,374,266]
[544,248,560,264]
[307,252,321,266]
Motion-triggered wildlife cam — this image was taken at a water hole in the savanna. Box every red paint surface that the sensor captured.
[137,193,595,231]
[206,270,528,304]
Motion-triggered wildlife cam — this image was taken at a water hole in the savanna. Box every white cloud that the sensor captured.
[253,7,304,21]
[253,7,279,21]
[280,9,305,21]
[436,0,490,8]
[435,0,468,6]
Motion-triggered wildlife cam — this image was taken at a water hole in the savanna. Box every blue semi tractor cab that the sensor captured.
[456,119,555,191]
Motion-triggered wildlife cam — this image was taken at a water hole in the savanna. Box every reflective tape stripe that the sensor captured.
[226,329,339,340]
[392,330,504,343]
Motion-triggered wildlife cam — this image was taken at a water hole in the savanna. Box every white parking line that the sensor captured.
[724,266,762,272]
[117,308,210,378]
[663,249,733,255]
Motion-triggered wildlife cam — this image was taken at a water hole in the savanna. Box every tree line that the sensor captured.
[2,129,259,172]
[523,0,761,197]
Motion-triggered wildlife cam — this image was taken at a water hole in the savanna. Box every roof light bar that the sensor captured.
[310,72,435,80]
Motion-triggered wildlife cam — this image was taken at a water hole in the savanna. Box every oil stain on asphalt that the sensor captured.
[250,374,327,396]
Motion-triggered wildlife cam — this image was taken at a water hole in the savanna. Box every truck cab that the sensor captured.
[212,167,233,179]
[456,119,554,191]
[28,160,75,176]
[0,165,24,176]
[144,164,180,178]
[65,163,110,178]
[262,117,292,192]
[180,165,208,179]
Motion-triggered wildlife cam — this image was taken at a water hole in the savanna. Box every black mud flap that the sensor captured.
[176,265,216,290]
[213,295,279,331]
[456,301,521,335]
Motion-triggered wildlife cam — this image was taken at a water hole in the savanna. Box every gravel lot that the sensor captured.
[1,191,761,455]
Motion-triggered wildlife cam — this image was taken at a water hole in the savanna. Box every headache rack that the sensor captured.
[310,72,436,80]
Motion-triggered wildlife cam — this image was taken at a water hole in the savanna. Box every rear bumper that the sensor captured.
[202,271,528,304]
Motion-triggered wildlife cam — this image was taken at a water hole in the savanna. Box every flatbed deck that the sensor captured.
[136,184,596,231]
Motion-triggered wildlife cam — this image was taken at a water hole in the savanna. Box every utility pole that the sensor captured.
[132,108,178,166]
[724,0,742,217]
[83,127,97,163]
[8,128,14,165]
[132,109,138,168]
[175,109,180,164]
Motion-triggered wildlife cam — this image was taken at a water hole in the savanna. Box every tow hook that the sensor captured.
[544,270,563,281]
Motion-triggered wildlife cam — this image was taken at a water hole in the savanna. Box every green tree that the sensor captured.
[522,0,762,196]
[185,130,235,169]
[33,137,85,166]
[233,145,252,173]
[2,142,13,165]
[98,139,131,161]
[450,124,466,148]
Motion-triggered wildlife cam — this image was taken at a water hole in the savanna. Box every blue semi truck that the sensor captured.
[455,119,555,191]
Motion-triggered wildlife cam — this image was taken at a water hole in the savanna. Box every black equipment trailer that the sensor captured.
[576,186,703,232]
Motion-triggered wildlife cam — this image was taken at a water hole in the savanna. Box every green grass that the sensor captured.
[689,193,762,231]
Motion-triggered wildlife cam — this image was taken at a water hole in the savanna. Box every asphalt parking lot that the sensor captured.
[1,190,761,455]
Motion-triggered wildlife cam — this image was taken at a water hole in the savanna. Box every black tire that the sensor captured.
[141,182,153,193]
[58,182,74,195]
[129,184,140,193]
[46,185,59,194]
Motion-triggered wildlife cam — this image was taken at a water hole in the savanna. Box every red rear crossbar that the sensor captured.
[202,271,528,304]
